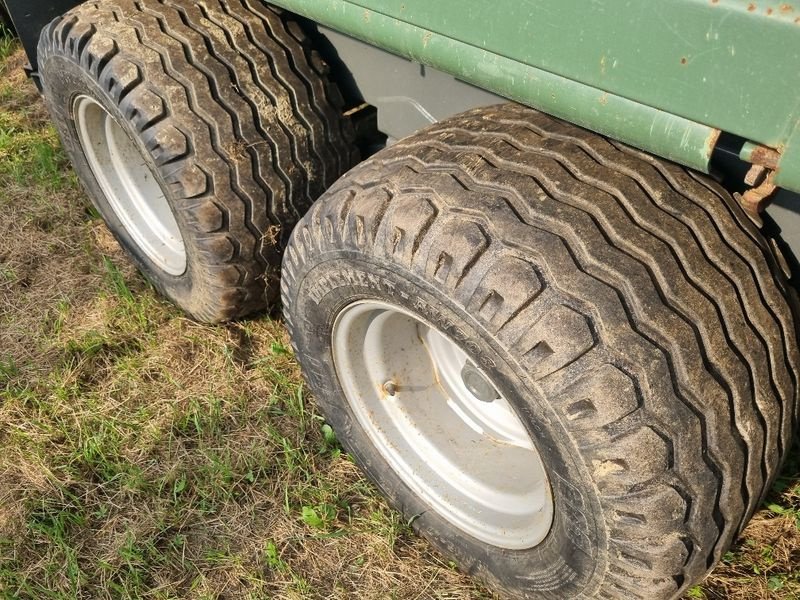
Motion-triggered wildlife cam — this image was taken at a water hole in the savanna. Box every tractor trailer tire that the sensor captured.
[38,0,356,322]
[282,104,800,599]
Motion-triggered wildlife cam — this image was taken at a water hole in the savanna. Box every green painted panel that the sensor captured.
[273,0,719,172]
[271,0,800,190]
[342,0,800,148]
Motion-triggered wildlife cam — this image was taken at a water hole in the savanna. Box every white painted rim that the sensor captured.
[332,300,554,549]
[73,95,186,275]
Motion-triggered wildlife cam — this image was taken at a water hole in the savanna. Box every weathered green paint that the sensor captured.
[274,0,719,172]
[344,0,799,147]
[740,141,783,179]
[271,0,800,191]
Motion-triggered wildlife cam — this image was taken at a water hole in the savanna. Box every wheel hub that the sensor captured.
[73,95,186,276]
[332,300,554,549]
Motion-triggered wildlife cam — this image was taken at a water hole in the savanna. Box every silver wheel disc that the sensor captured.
[74,95,186,275]
[332,300,554,549]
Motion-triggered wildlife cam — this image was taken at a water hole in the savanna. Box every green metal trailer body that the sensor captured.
[269,0,800,191]
[7,0,800,189]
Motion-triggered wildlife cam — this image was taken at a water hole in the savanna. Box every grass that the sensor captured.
[0,24,15,62]
[0,37,798,599]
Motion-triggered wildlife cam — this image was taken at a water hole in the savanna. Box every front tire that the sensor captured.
[38,0,356,322]
[282,104,800,598]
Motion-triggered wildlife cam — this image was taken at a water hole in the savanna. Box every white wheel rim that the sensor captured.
[332,300,554,549]
[73,95,186,275]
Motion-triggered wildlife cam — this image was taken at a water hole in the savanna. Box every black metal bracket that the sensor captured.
[4,0,84,74]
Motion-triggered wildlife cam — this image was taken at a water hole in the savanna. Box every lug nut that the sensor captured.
[383,380,398,397]
[461,362,499,402]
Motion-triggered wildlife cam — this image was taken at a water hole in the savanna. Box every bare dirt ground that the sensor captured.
[0,43,798,599]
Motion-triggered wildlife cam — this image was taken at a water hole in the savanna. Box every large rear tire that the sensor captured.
[38,0,356,322]
[282,104,800,598]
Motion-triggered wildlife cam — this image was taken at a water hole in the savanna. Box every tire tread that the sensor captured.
[282,104,799,598]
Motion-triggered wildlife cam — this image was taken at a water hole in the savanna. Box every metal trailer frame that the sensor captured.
[5,0,800,193]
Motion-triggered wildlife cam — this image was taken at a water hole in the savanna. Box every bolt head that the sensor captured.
[461,362,499,402]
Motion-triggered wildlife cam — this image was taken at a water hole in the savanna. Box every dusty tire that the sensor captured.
[282,104,800,598]
[37,0,356,322]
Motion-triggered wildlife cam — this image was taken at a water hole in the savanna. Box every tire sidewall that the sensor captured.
[40,55,199,308]
[289,253,607,599]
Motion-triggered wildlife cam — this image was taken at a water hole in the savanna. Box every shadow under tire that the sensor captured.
[282,103,800,598]
[37,0,357,322]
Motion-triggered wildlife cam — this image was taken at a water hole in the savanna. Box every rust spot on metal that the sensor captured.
[749,144,781,170]
[744,164,768,187]
[704,129,722,157]
[380,379,399,400]
[739,172,778,217]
